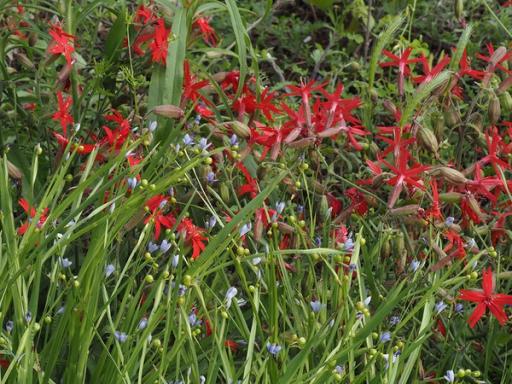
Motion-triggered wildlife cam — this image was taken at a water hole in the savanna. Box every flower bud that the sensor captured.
[429,166,467,185]
[430,111,445,140]
[220,182,230,203]
[388,205,420,217]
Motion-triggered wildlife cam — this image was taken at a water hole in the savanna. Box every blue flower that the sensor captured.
[105,264,115,277]
[389,316,401,326]
[127,177,138,190]
[445,216,455,226]
[171,254,180,268]
[25,311,32,323]
[188,312,202,327]
[206,171,217,184]
[149,121,157,132]
[435,301,448,314]
[147,241,159,253]
[5,320,13,333]
[239,223,252,237]
[410,260,421,272]
[443,369,455,383]
[160,240,172,253]
[114,330,128,343]
[206,216,217,229]
[138,317,148,330]
[379,331,391,343]
[344,238,354,251]
[310,300,324,313]
[60,258,72,268]
[183,134,194,146]
[230,134,239,146]
[266,342,282,357]
[225,287,238,309]
[334,365,344,374]
[198,138,211,151]
[455,303,464,314]
[275,201,285,214]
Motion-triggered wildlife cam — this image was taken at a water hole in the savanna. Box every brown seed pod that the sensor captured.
[428,166,467,185]
[152,105,184,119]
[488,93,501,125]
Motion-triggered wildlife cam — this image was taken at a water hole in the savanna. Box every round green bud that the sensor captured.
[145,275,154,284]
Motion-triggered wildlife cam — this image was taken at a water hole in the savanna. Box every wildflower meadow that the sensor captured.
[2,0,512,383]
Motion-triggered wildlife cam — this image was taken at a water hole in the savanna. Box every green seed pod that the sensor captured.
[220,182,230,204]
[439,192,462,203]
[455,0,463,19]
[443,105,460,128]
[488,93,501,125]
[417,125,439,154]
[320,195,331,221]
[499,91,512,114]
[430,111,445,140]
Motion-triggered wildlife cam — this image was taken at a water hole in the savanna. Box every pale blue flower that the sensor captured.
[225,287,238,309]
[239,223,252,237]
[127,177,138,190]
[138,317,148,330]
[105,264,115,277]
[380,331,391,343]
[444,370,455,383]
[198,138,211,151]
[445,216,455,226]
[5,320,13,333]
[171,254,179,268]
[160,240,171,253]
[435,301,448,314]
[183,134,194,146]
[148,241,159,253]
[266,342,281,357]
[114,331,128,343]
[410,260,421,272]
[60,258,72,268]
[310,300,323,313]
[230,134,238,146]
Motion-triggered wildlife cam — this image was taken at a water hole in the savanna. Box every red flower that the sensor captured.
[52,91,74,135]
[101,110,131,150]
[379,47,421,95]
[17,198,49,235]
[413,55,451,85]
[193,17,218,46]
[144,195,175,240]
[381,152,429,208]
[48,24,76,65]
[459,267,512,328]
[134,4,154,25]
[178,218,208,260]
[224,339,239,352]
[236,162,258,198]
[149,18,170,65]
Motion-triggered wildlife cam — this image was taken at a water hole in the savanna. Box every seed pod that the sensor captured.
[228,121,251,139]
[14,52,35,69]
[455,0,463,20]
[7,160,22,179]
[319,195,330,221]
[152,105,184,119]
[439,192,462,203]
[499,91,512,114]
[220,182,230,203]
[287,137,315,149]
[277,221,294,235]
[381,237,391,258]
[443,105,460,128]
[430,166,467,185]
[488,93,501,125]
[467,195,488,221]
[431,111,445,140]
[383,100,398,117]
[417,125,439,154]
[498,75,512,94]
[389,204,420,217]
